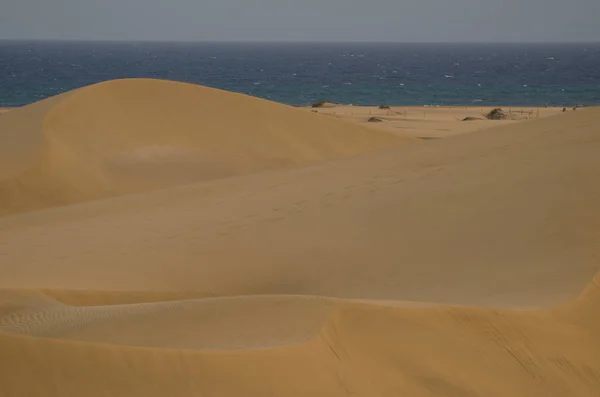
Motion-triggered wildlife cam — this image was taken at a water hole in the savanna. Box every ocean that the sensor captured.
[1,41,599,107]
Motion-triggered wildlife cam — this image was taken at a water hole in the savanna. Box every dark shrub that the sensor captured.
[486,108,507,120]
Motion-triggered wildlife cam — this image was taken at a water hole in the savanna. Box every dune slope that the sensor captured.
[0,79,405,215]
[1,279,600,396]
[1,108,598,306]
[0,87,599,396]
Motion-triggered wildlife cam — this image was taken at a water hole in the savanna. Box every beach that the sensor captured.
[308,104,565,138]
[0,78,599,396]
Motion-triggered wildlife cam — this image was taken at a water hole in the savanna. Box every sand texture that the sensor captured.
[0,79,599,397]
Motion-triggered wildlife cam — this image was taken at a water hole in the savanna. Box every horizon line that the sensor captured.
[1,39,599,45]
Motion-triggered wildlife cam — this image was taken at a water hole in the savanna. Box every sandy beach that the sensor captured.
[1,78,599,396]
[309,104,565,138]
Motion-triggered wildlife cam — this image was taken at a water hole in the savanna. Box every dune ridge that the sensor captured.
[1,276,600,396]
[0,80,600,396]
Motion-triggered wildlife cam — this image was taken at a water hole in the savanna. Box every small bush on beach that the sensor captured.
[368,117,384,123]
[486,108,508,120]
[311,100,338,108]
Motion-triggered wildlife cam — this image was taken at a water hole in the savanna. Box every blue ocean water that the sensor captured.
[1,41,599,107]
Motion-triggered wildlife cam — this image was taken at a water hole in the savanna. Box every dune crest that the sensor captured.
[0,79,405,215]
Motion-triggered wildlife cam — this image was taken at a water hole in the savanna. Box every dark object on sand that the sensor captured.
[563,108,567,112]
[368,117,383,123]
[486,108,508,120]
[462,117,479,121]
[311,100,337,108]
[378,105,391,110]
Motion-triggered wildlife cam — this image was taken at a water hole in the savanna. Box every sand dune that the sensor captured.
[1,280,600,396]
[1,107,598,306]
[0,80,599,396]
[0,79,406,215]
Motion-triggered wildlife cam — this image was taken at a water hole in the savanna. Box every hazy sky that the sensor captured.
[2,0,599,42]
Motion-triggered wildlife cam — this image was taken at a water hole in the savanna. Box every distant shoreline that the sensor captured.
[1,105,575,111]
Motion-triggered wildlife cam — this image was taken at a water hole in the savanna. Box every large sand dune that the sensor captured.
[0,81,599,396]
[0,79,405,215]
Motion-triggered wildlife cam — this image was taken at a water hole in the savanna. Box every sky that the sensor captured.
[1,0,599,42]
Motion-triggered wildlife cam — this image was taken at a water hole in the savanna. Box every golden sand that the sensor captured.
[0,79,599,396]
[0,79,407,215]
